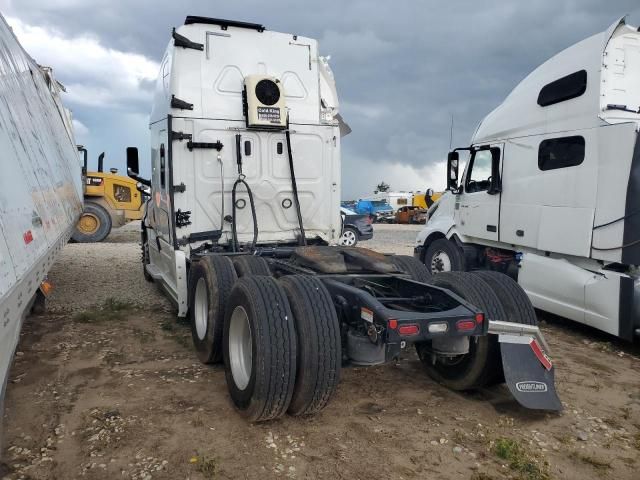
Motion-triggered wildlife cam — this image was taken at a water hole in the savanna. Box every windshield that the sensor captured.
[371,200,390,207]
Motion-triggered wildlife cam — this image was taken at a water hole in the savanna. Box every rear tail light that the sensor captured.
[366,216,373,224]
[456,319,477,331]
[398,324,420,336]
[475,313,484,325]
[388,319,398,330]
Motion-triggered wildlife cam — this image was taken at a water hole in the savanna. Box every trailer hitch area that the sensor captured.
[488,320,563,412]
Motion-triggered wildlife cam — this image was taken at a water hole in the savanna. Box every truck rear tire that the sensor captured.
[141,234,153,283]
[223,276,297,422]
[416,271,505,390]
[188,255,237,364]
[391,255,431,283]
[473,271,538,326]
[279,275,341,416]
[423,238,465,274]
[72,202,112,243]
[472,271,538,385]
[232,256,271,277]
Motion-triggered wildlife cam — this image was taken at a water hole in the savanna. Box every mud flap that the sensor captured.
[499,335,562,411]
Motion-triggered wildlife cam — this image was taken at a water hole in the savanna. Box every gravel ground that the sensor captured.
[364,223,423,256]
[1,222,640,480]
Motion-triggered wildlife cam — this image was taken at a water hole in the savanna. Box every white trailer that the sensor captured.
[364,191,414,212]
[0,14,83,438]
[416,17,640,340]
[129,16,563,422]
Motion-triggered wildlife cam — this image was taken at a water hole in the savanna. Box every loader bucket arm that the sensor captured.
[488,320,563,411]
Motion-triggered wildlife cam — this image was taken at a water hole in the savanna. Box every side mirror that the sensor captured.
[447,151,459,192]
[126,147,139,175]
[126,147,151,187]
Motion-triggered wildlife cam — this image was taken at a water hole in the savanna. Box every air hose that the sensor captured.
[285,119,307,245]
[231,134,258,252]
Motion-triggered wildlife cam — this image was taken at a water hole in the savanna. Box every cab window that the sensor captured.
[465,150,493,193]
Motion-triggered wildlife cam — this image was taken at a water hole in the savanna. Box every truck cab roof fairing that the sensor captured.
[472,17,638,146]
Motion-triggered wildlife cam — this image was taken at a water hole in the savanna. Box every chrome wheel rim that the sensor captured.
[229,306,252,390]
[431,250,452,272]
[194,278,208,340]
[340,229,357,246]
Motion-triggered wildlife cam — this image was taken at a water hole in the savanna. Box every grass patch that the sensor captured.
[493,438,549,480]
[73,298,134,323]
[553,433,572,445]
[131,327,155,344]
[159,318,191,349]
[194,455,219,479]
[160,320,175,332]
[452,429,467,445]
[470,473,496,480]
[569,451,611,471]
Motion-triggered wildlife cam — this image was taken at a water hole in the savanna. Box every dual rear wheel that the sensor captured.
[188,256,341,422]
[416,270,538,391]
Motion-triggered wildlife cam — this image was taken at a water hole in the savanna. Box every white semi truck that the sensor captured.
[415,17,640,341]
[128,16,563,422]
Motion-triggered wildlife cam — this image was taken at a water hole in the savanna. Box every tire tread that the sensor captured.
[391,255,431,283]
[280,275,341,416]
[225,276,296,422]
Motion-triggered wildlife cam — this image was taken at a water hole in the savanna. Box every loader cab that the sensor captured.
[446,145,502,241]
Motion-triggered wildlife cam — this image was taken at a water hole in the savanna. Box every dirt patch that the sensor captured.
[2,226,640,479]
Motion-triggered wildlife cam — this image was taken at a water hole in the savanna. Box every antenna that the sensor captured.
[448,114,454,149]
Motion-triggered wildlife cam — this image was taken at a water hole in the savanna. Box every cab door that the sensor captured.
[456,145,502,241]
[147,122,176,288]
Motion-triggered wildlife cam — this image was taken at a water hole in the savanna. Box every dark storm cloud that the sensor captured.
[2,0,639,196]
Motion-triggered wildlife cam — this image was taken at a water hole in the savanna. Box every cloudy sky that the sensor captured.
[2,1,639,199]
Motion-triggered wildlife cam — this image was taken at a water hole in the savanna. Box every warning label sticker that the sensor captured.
[361,307,374,323]
[257,106,281,123]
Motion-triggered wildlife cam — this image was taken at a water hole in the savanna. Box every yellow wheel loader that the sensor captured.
[413,188,443,209]
[73,147,146,242]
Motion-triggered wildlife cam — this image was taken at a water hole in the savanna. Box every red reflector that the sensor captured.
[388,319,398,330]
[23,230,33,244]
[398,324,419,335]
[530,339,553,371]
[475,313,484,325]
[456,320,476,331]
